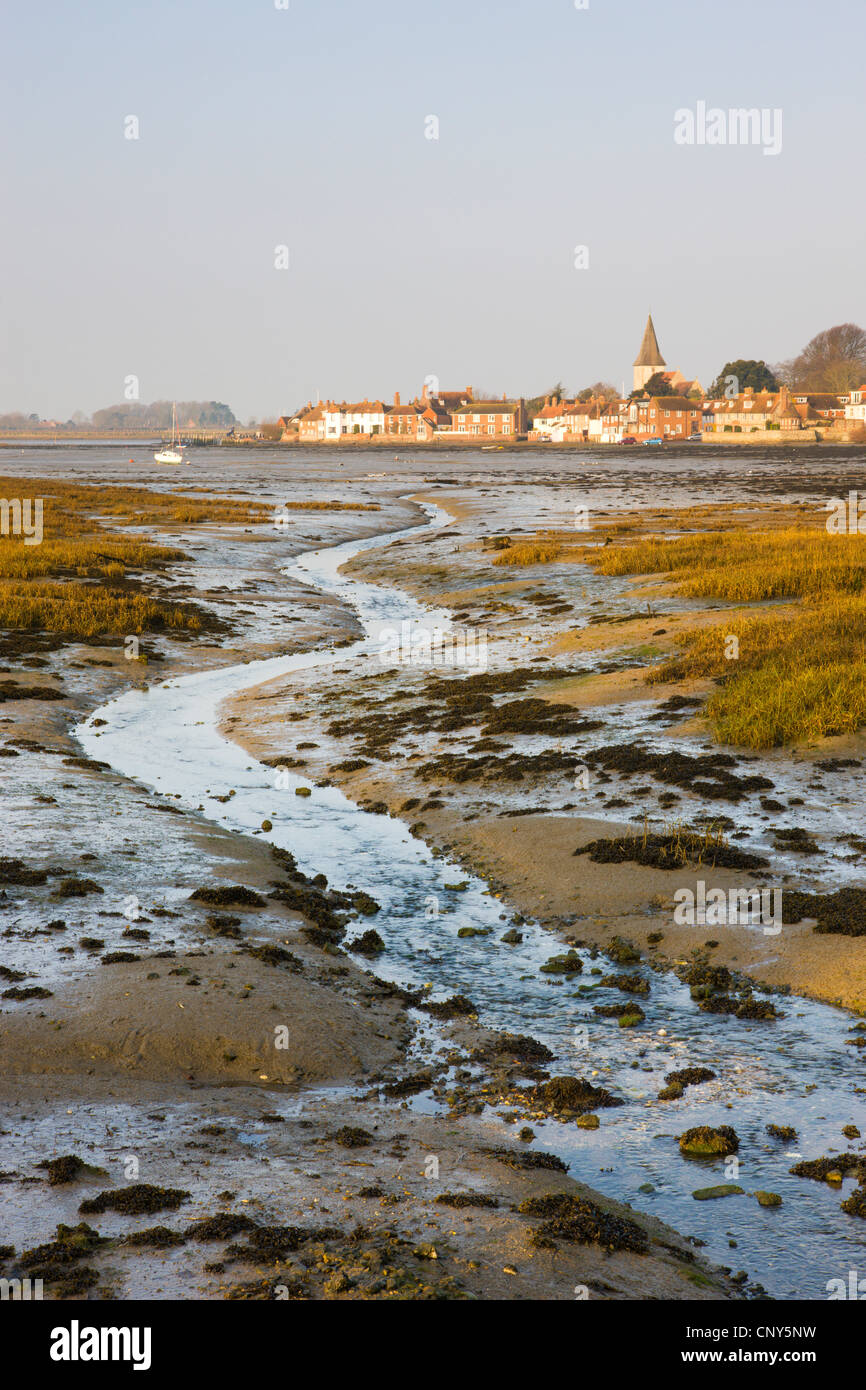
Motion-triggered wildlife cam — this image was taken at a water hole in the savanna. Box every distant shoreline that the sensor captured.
[1,435,864,457]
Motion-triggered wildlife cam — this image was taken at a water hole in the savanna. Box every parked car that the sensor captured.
[621,435,637,445]
[644,436,663,445]
[687,432,703,442]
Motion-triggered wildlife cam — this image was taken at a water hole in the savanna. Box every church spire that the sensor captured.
[633,314,666,369]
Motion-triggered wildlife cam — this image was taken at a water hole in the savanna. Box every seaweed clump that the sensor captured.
[766,1124,798,1142]
[483,1147,568,1173]
[575,829,766,871]
[679,1126,739,1157]
[665,1068,716,1090]
[518,1193,648,1254]
[382,1071,434,1098]
[243,943,302,971]
[781,886,866,936]
[124,1227,187,1248]
[470,1033,555,1066]
[435,1193,499,1209]
[581,744,773,803]
[79,1184,190,1216]
[187,1214,259,1241]
[347,929,385,956]
[525,1076,624,1116]
[331,1126,374,1149]
[540,950,583,976]
[37,1154,105,1186]
[417,994,477,1020]
[790,1154,866,1182]
[18,1222,107,1294]
[841,1189,866,1219]
[189,885,264,907]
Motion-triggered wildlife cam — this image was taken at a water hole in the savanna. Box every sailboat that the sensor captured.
[154,403,186,464]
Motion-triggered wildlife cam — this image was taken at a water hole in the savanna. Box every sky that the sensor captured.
[1,0,864,421]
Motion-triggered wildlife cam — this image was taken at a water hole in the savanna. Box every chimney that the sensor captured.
[421,382,429,402]
[394,391,400,407]
[466,386,473,399]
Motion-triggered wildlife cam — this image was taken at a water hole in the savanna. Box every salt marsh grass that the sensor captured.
[583,527,866,747]
[0,477,250,640]
[585,527,866,601]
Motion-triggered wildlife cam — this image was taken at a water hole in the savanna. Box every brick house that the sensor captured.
[625,395,703,439]
[450,396,527,438]
[385,392,442,441]
[298,405,327,441]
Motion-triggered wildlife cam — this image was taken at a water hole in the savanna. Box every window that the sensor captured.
[502,421,511,432]
[488,424,495,434]
[488,415,495,422]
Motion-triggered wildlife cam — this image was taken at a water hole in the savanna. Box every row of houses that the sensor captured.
[529,385,866,444]
[276,312,866,444]
[280,387,529,443]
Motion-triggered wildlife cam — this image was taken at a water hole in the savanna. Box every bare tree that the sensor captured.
[787,323,866,392]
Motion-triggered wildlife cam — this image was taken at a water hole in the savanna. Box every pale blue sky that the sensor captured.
[1,0,863,419]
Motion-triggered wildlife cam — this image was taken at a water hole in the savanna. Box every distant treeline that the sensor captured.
[0,401,239,430]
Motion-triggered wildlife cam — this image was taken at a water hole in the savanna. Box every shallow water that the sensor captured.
[74,493,866,1300]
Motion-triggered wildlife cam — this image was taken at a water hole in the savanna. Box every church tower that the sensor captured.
[633,314,666,392]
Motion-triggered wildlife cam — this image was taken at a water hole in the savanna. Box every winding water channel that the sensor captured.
[76,499,865,1301]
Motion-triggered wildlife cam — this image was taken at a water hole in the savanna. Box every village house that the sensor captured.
[625,394,703,440]
[704,385,804,433]
[793,392,850,422]
[297,404,327,442]
[530,395,615,442]
[448,396,528,438]
[531,396,570,440]
[566,400,603,439]
[601,401,627,443]
[320,400,387,437]
[385,391,442,441]
[845,386,866,424]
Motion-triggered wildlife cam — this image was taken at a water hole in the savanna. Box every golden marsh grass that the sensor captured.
[0,477,250,639]
[579,526,866,747]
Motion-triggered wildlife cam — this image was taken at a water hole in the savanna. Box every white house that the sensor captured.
[845,386,866,424]
[322,400,387,436]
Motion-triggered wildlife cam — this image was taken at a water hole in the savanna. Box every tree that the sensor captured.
[786,323,866,392]
[709,360,778,398]
[525,382,568,417]
[576,381,617,402]
[630,372,674,401]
